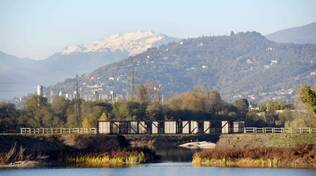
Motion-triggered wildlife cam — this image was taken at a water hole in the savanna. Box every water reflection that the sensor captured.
[155,148,197,162]
[0,163,315,176]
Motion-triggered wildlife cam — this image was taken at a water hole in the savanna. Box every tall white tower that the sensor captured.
[36,85,44,96]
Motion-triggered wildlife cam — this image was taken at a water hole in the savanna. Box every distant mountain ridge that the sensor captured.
[61,31,175,56]
[2,24,316,101]
[48,32,316,103]
[266,22,316,44]
[0,52,39,99]
[0,32,176,100]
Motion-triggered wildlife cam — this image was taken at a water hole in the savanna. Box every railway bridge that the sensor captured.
[18,120,316,135]
[97,120,244,135]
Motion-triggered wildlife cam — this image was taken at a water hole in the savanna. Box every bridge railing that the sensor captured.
[244,127,316,134]
[18,127,316,135]
[20,128,97,135]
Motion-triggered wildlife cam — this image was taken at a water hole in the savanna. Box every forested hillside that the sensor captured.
[49,32,316,102]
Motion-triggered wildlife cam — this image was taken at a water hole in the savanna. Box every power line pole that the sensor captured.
[74,75,81,126]
[131,61,135,100]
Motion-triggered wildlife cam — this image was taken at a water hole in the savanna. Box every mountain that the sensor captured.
[0,52,39,99]
[0,32,176,100]
[48,32,316,103]
[266,22,316,44]
[61,31,175,56]
[40,32,176,80]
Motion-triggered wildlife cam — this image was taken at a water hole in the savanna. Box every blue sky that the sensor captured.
[1,0,316,59]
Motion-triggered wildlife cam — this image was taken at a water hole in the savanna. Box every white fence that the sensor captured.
[244,127,316,134]
[20,128,97,135]
[19,127,316,135]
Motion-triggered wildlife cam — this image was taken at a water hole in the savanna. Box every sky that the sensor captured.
[0,0,316,59]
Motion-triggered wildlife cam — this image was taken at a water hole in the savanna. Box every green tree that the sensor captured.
[205,91,223,114]
[112,101,129,120]
[300,85,316,113]
[258,101,290,112]
[233,98,249,118]
[20,95,53,127]
[0,102,20,131]
[233,99,249,112]
[51,96,70,126]
[112,101,146,120]
[146,102,164,120]
[80,101,103,127]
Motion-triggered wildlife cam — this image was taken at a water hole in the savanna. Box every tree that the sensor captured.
[51,96,69,126]
[66,114,77,127]
[258,101,290,112]
[146,102,164,120]
[205,91,223,114]
[112,101,146,120]
[20,95,53,127]
[99,112,109,120]
[0,102,19,131]
[292,85,316,127]
[166,90,224,114]
[133,85,150,103]
[233,99,249,112]
[300,85,316,113]
[166,92,203,112]
[277,85,316,128]
[94,101,113,120]
[81,114,94,128]
[127,101,146,120]
[233,98,249,117]
[80,101,103,127]
[112,102,129,120]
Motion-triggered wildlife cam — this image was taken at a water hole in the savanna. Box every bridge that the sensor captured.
[97,120,244,135]
[17,120,316,135]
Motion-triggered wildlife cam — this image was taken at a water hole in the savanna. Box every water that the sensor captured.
[0,162,315,176]
[155,148,196,161]
[0,148,315,176]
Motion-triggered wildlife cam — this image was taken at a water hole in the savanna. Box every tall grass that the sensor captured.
[65,151,145,167]
[0,143,47,164]
[193,144,316,168]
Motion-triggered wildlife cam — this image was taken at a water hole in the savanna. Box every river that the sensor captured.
[0,148,315,176]
[0,162,316,176]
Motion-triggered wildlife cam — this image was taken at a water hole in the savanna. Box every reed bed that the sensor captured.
[65,151,145,167]
[192,144,316,168]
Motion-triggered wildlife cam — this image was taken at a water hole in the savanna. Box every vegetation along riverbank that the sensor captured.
[192,144,316,168]
[0,134,156,168]
[65,151,145,167]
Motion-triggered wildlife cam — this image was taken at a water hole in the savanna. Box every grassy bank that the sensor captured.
[192,144,316,168]
[0,146,148,168]
[216,134,316,150]
[0,135,156,168]
[65,151,145,167]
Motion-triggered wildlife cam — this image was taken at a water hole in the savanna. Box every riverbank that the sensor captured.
[216,134,316,149]
[2,134,316,168]
[0,161,48,168]
[192,144,316,168]
[193,134,316,168]
[0,135,156,168]
[65,151,146,167]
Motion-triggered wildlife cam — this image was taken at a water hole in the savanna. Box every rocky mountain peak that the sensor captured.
[61,31,175,56]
